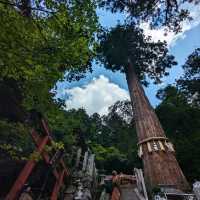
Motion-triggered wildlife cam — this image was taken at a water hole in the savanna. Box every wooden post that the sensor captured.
[51,170,65,200]
[125,62,190,192]
[82,151,89,171]
[87,154,95,176]
[75,148,82,168]
[5,136,49,200]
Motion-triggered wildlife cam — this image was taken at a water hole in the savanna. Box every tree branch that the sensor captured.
[0,0,55,14]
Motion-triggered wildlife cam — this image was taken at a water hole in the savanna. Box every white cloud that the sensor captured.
[140,4,200,47]
[63,75,130,116]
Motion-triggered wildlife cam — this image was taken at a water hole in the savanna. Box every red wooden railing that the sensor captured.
[5,119,69,200]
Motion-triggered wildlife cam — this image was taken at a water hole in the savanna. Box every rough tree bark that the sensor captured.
[125,60,190,192]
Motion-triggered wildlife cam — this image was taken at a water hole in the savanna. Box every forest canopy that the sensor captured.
[0,0,200,189]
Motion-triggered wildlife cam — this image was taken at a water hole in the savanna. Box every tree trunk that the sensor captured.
[20,0,31,17]
[125,61,190,192]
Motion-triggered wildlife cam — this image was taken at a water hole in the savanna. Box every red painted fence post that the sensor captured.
[51,170,65,200]
[5,136,49,200]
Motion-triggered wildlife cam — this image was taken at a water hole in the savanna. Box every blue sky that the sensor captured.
[56,7,200,115]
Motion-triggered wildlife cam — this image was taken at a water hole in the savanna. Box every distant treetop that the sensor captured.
[98,24,177,85]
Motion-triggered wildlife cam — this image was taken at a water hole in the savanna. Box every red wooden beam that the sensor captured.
[5,136,49,200]
[60,158,70,176]
[31,130,59,179]
[6,119,70,200]
[31,129,70,179]
[41,119,51,137]
[50,170,65,200]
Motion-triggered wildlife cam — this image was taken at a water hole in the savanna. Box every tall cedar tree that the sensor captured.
[98,25,191,191]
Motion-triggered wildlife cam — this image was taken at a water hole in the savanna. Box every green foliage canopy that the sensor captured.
[98,24,177,85]
[0,0,99,161]
[0,0,98,113]
[156,86,200,182]
[177,48,200,107]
